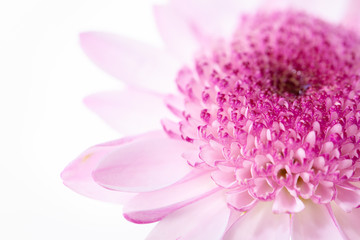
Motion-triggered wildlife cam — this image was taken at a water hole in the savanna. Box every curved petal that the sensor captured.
[146,191,230,240]
[61,134,147,204]
[79,32,179,93]
[291,200,343,240]
[92,132,193,192]
[223,201,291,240]
[123,171,218,223]
[272,187,305,214]
[225,209,245,233]
[332,202,360,240]
[211,170,237,188]
[226,190,257,212]
[84,89,169,135]
[335,184,360,212]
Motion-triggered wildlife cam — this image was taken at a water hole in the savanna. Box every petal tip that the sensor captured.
[82,94,96,109]
[79,31,99,45]
[60,165,72,183]
[123,211,162,224]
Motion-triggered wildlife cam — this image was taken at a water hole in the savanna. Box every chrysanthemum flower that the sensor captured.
[62,0,360,239]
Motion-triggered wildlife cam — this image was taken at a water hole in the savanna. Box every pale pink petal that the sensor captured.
[211,170,237,188]
[92,132,193,192]
[292,201,343,240]
[84,89,169,135]
[226,190,257,211]
[160,118,182,139]
[166,0,255,40]
[79,32,179,92]
[61,134,151,203]
[332,202,360,240]
[123,171,218,223]
[342,0,360,33]
[335,184,360,212]
[223,202,290,240]
[224,209,244,233]
[181,150,204,167]
[260,0,346,23]
[313,181,335,204]
[251,178,275,200]
[163,94,185,118]
[199,143,224,167]
[272,187,305,214]
[153,5,199,63]
[304,131,316,149]
[146,191,230,240]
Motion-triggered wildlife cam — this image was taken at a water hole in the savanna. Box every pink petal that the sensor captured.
[79,32,179,92]
[211,170,237,188]
[223,202,291,240]
[199,143,224,167]
[335,184,360,212]
[153,5,199,63]
[226,190,257,211]
[225,209,244,233]
[92,132,193,192]
[332,202,360,240]
[260,0,346,23]
[342,0,360,33]
[163,94,185,118]
[61,134,150,203]
[181,150,204,167]
[84,89,169,135]
[304,131,316,149]
[161,118,182,139]
[313,181,335,204]
[272,187,305,214]
[291,201,343,240]
[123,171,218,223]
[146,191,230,240]
[251,178,275,200]
[165,0,253,39]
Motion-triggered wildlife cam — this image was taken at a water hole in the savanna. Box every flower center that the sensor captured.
[270,69,307,96]
[170,10,360,211]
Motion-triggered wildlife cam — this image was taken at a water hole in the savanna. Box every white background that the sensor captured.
[0,0,350,239]
[0,0,165,239]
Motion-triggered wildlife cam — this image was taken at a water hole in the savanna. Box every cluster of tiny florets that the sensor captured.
[164,11,360,212]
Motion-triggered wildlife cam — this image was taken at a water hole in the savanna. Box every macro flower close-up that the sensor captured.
[61,0,360,239]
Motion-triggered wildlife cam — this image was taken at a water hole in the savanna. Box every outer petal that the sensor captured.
[61,134,146,203]
[146,191,230,240]
[79,32,179,92]
[291,200,343,240]
[260,0,346,23]
[223,201,291,240]
[123,171,219,223]
[211,170,237,188]
[92,131,193,192]
[153,5,199,63]
[272,187,305,214]
[154,0,258,62]
[84,89,169,135]
[335,184,360,212]
[167,0,257,39]
[226,190,257,212]
[332,202,360,240]
[342,0,360,33]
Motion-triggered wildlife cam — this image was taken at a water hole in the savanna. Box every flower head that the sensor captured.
[62,0,360,239]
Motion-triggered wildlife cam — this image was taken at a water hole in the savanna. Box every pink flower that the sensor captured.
[62,0,360,239]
